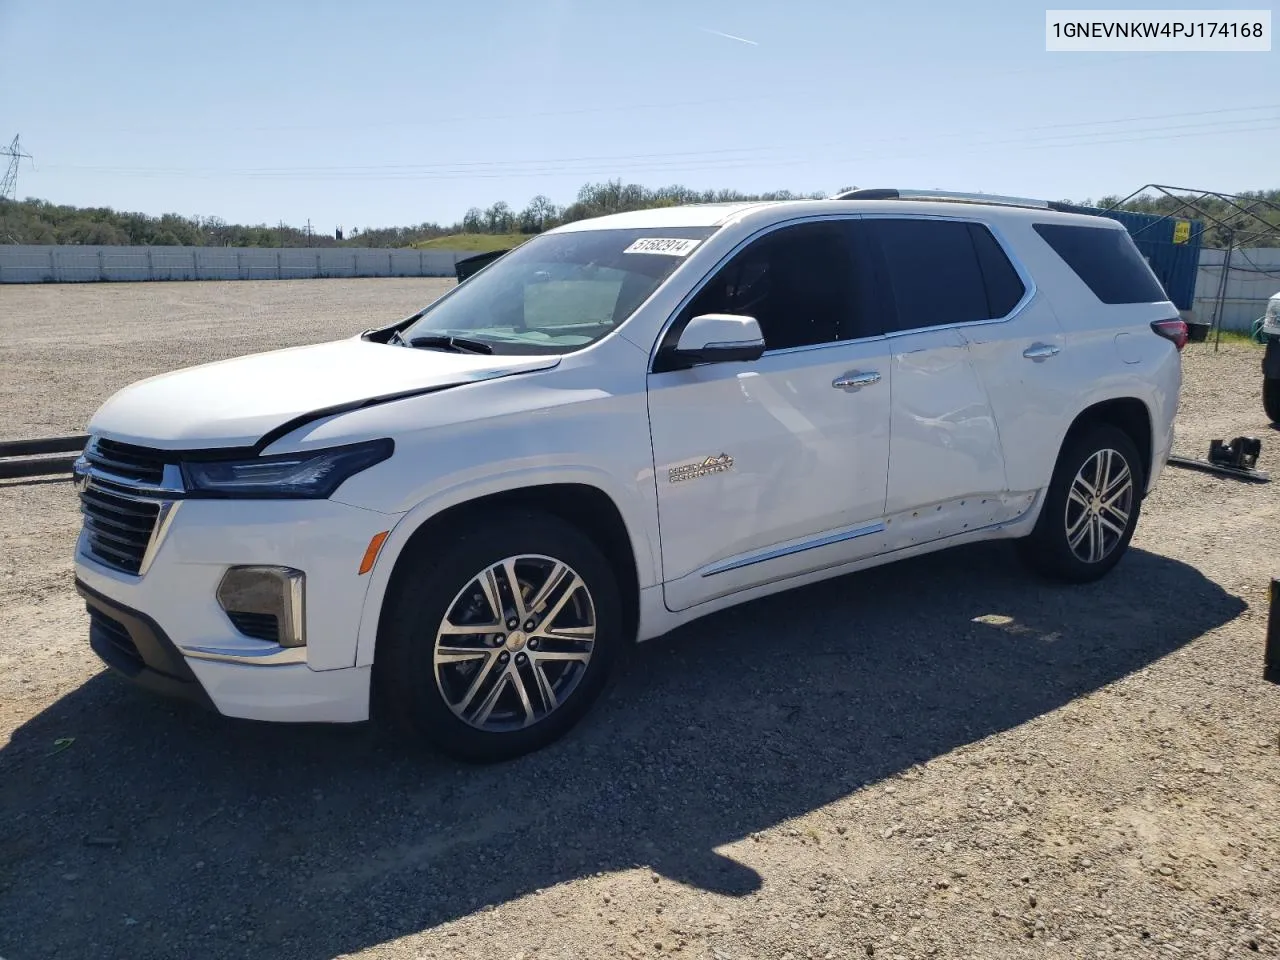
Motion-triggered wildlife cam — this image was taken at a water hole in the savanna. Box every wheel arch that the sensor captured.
[1060,396,1153,490]
[355,479,645,669]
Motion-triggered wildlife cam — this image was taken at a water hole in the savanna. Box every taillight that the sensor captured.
[1151,318,1188,352]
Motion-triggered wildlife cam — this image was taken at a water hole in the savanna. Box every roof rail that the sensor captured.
[831,188,1063,211]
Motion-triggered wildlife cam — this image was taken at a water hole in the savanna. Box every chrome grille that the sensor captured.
[79,484,161,575]
[85,438,167,485]
[77,438,180,576]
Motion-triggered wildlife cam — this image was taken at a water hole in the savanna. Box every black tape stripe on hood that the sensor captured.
[251,382,464,454]
[254,353,561,453]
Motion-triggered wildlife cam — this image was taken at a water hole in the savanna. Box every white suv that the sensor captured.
[73,190,1185,760]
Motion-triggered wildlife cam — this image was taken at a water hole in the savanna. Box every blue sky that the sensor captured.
[1,0,1276,233]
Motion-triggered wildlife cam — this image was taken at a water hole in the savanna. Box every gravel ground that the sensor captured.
[0,281,1277,960]
[0,278,454,442]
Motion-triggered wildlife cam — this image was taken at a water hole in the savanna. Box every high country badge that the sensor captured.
[668,453,734,483]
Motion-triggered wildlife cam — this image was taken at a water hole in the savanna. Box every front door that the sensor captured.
[646,219,892,612]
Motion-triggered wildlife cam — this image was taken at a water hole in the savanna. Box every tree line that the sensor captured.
[1,181,1276,248]
[0,182,826,249]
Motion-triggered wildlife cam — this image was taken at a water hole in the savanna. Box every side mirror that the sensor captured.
[673,313,766,365]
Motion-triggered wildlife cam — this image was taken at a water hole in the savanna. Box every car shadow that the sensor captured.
[0,543,1246,960]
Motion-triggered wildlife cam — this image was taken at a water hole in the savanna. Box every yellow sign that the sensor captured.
[1173,219,1192,245]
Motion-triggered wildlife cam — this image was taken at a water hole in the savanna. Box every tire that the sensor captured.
[374,510,622,763]
[1264,377,1280,424]
[1018,424,1143,584]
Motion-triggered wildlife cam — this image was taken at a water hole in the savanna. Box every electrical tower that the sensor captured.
[1,135,34,201]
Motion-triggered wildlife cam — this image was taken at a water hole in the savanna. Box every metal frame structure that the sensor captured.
[1101,185,1280,351]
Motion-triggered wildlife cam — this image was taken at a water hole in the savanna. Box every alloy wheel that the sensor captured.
[433,554,596,732]
[1064,448,1134,564]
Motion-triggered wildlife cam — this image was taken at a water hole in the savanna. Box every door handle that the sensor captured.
[1022,343,1061,360]
[832,371,881,390]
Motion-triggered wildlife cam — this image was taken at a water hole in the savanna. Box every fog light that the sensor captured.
[216,566,306,647]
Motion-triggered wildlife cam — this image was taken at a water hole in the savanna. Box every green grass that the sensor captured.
[1200,329,1263,347]
[413,233,533,252]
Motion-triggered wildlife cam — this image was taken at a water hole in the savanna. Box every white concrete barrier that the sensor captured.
[5,243,1273,328]
[0,245,475,283]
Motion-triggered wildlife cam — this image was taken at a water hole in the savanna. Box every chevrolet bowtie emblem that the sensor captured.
[668,453,734,483]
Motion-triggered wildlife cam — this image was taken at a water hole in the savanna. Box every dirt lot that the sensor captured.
[0,280,1277,960]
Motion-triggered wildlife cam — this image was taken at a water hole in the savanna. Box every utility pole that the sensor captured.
[305,218,312,243]
[278,220,285,247]
[0,135,34,201]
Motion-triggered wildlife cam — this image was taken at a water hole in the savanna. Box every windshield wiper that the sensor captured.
[405,334,494,355]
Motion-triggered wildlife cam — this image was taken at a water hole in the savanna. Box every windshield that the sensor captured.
[401,227,717,355]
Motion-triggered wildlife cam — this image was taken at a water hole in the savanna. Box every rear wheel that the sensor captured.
[375,511,622,762]
[1018,424,1143,583]
[1264,377,1280,424]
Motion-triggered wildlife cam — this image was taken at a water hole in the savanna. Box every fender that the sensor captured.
[350,463,660,668]
[1057,385,1165,490]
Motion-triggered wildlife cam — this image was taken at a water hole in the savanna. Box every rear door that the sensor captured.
[956,219,1074,499]
[862,216,1012,540]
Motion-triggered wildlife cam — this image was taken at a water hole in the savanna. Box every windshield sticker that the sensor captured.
[623,237,701,257]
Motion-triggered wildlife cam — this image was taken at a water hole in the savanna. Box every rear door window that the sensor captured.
[1033,222,1167,304]
[866,219,992,332]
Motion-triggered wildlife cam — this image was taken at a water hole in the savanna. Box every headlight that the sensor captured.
[181,439,393,499]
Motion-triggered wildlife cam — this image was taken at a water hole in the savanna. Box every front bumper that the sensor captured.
[79,579,215,709]
[75,496,403,723]
[81,577,373,720]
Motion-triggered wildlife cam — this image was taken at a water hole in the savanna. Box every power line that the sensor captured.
[43,102,1280,182]
[44,115,1280,183]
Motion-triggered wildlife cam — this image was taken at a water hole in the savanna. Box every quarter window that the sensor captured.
[1033,222,1167,304]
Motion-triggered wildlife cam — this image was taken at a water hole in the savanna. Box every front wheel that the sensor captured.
[1264,377,1280,424]
[1018,425,1143,583]
[374,511,622,762]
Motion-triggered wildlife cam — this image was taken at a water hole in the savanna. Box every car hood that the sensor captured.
[88,337,560,450]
